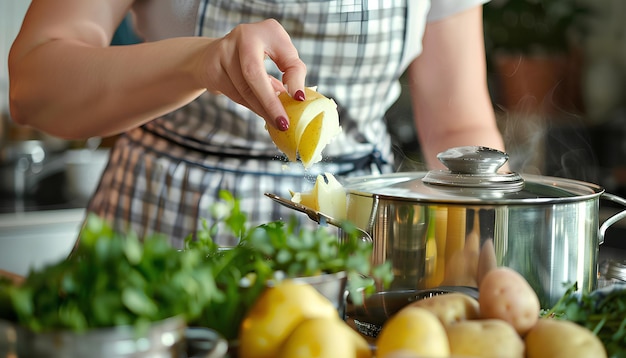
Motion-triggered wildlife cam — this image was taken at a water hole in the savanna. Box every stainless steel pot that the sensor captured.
[341,146,626,308]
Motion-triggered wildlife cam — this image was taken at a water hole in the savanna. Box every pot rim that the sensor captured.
[342,172,605,205]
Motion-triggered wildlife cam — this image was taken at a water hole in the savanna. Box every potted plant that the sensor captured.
[483,0,590,115]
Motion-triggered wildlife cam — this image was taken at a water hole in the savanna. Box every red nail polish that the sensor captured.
[294,90,305,101]
[276,116,289,131]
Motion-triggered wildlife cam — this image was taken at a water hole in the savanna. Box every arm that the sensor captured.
[408,5,505,169]
[9,0,305,139]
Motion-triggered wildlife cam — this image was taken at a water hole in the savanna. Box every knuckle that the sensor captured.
[292,58,306,72]
[240,60,266,82]
[262,18,282,30]
[239,85,256,101]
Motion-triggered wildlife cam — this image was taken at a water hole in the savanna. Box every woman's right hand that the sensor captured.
[198,19,307,131]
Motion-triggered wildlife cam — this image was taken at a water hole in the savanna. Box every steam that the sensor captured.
[498,109,547,175]
[393,143,428,173]
[496,96,598,183]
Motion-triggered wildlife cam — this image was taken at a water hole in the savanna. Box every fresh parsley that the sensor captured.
[543,282,626,358]
[0,190,392,343]
[187,190,393,339]
[1,214,220,334]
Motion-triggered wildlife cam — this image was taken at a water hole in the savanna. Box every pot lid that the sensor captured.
[342,146,604,204]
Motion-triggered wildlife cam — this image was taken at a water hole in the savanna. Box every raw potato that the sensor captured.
[277,316,371,358]
[409,292,480,326]
[238,280,339,358]
[478,267,540,336]
[376,306,450,358]
[446,319,524,358]
[525,318,607,358]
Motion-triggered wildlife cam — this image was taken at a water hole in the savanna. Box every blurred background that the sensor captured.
[1,0,625,250]
[0,3,140,214]
[388,0,626,247]
[0,3,143,273]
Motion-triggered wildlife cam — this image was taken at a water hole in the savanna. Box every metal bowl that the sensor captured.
[0,317,229,358]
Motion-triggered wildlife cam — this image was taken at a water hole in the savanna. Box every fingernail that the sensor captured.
[294,90,305,101]
[276,116,289,131]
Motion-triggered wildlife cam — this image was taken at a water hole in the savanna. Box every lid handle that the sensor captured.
[437,146,508,174]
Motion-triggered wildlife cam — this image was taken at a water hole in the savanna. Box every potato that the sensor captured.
[409,292,480,326]
[446,319,524,358]
[478,267,540,336]
[267,87,341,168]
[525,318,607,358]
[238,280,338,358]
[291,172,346,220]
[277,316,372,358]
[376,306,449,358]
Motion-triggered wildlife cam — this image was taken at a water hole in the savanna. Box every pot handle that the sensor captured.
[264,192,374,242]
[599,193,626,245]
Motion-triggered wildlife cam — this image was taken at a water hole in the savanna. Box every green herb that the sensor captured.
[0,190,392,342]
[244,218,392,299]
[543,282,626,358]
[186,190,393,339]
[1,214,220,333]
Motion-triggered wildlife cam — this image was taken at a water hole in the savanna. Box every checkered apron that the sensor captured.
[88,0,440,247]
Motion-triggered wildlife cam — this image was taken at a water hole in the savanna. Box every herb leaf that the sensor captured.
[544,282,626,357]
[187,190,393,338]
[0,190,393,342]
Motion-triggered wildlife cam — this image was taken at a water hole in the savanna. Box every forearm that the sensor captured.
[408,6,505,170]
[412,92,505,170]
[9,37,209,139]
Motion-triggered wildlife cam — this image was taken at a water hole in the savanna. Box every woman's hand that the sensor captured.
[199,19,307,131]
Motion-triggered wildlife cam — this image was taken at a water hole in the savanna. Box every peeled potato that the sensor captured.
[277,316,372,358]
[238,280,338,358]
[291,172,346,220]
[446,319,524,358]
[409,292,480,326]
[267,87,341,168]
[376,306,450,358]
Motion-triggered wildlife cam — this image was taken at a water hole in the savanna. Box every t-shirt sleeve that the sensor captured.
[427,0,490,22]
